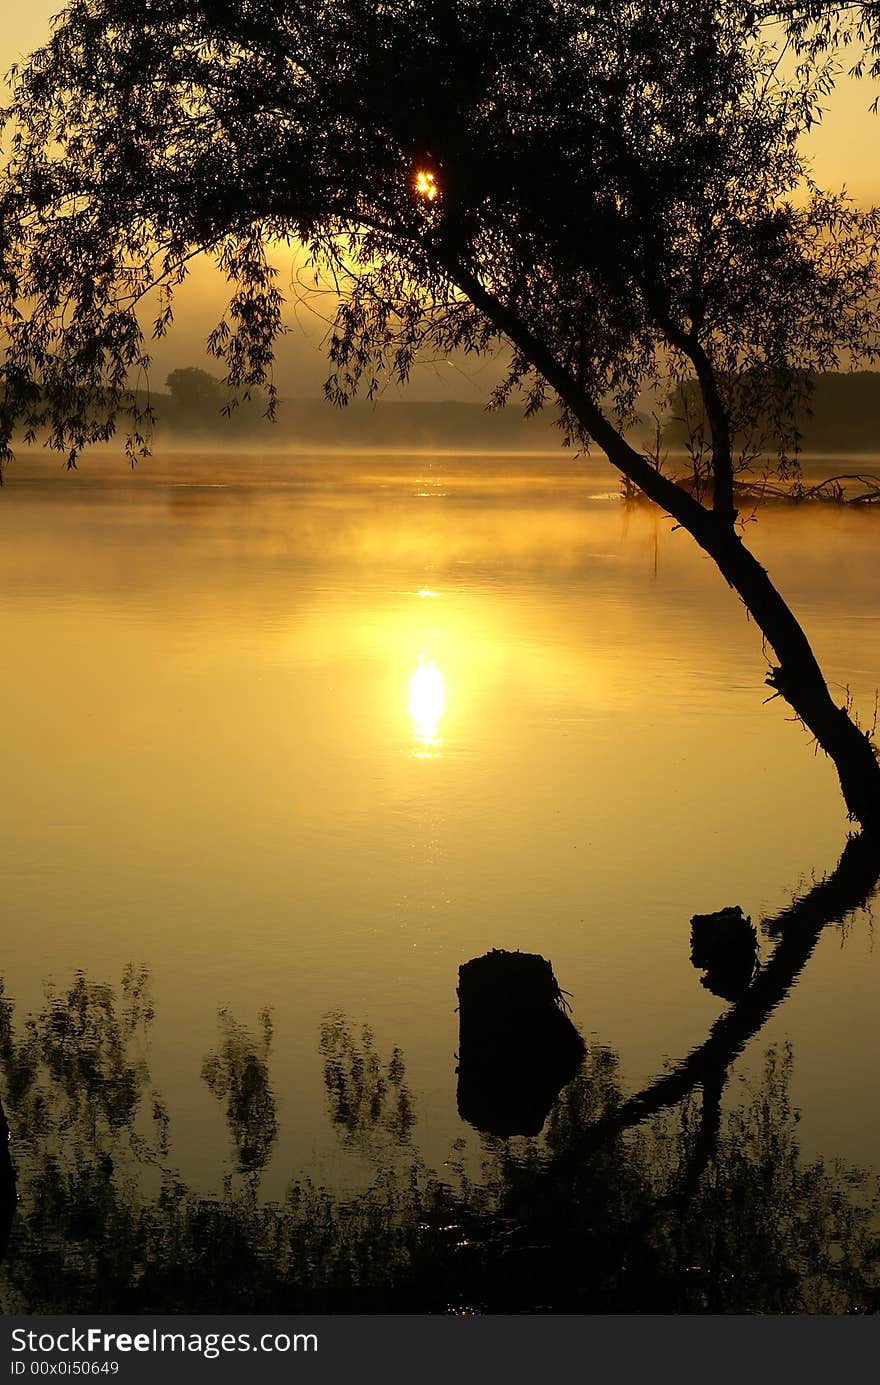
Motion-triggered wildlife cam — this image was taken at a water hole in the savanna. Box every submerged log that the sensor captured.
[690,905,758,1003]
[456,949,585,1137]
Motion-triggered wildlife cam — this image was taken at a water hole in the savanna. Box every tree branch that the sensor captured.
[445,259,718,541]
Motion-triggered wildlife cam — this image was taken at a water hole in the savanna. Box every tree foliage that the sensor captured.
[776,1,880,82]
[1,0,879,495]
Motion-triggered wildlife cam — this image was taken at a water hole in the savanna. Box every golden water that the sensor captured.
[0,450,878,1203]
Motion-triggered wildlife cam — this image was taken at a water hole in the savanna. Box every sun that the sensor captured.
[414,169,439,201]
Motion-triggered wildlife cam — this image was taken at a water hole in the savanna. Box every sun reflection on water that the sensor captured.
[409,659,446,757]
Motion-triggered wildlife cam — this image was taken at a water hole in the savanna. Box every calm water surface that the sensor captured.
[0,449,878,1311]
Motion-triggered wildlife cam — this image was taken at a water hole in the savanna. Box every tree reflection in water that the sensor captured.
[0,837,877,1314]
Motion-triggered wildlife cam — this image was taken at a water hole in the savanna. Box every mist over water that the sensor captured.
[0,449,878,1309]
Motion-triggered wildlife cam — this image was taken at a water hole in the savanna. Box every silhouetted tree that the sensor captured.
[165,367,226,415]
[163,365,270,432]
[1,1,880,822]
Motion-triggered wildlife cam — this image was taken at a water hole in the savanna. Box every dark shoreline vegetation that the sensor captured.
[12,363,880,506]
[9,368,880,459]
[0,998,877,1315]
[1,833,878,1316]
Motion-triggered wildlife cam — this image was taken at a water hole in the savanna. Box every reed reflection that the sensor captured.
[202,1008,277,1176]
[0,832,876,1313]
[0,978,877,1314]
[320,1014,414,1148]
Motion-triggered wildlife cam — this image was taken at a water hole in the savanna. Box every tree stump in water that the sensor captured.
[456,949,585,1137]
[690,905,758,1002]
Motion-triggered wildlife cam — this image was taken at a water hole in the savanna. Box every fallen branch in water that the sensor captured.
[622,472,880,507]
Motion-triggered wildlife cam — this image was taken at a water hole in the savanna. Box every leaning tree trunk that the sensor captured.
[447,272,880,828]
[641,476,880,830]
[582,409,880,829]
[703,527,880,829]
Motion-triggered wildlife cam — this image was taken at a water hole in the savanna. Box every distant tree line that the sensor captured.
[119,365,880,453]
[141,367,570,448]
[665,370,880,457]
